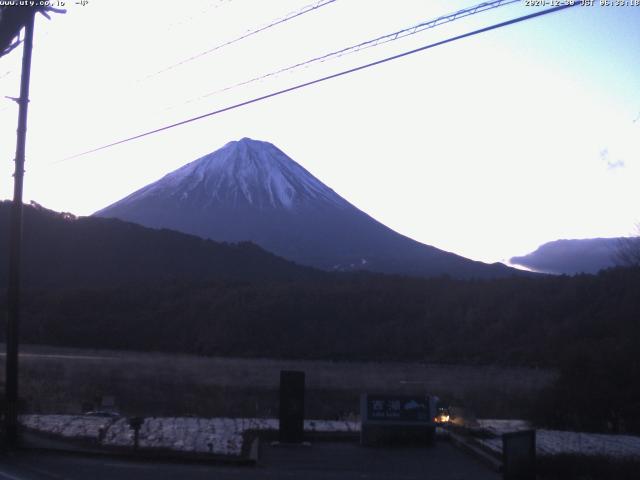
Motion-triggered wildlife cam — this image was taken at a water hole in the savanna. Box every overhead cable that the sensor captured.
[147,0,338,79]
[191,0,521,103]
[58,3,579,163]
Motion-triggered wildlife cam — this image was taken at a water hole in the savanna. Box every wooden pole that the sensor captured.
[5,9,35,448]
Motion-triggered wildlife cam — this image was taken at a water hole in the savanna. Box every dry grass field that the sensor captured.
[0,344,556,420]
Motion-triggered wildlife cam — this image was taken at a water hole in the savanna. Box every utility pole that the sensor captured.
[5,9,35,448]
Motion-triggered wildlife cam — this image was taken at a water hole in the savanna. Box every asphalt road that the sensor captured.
[0,441,499,480]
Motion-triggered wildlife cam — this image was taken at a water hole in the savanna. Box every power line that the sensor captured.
[146,0,337,79]
[58,3,579,163]
[165,0,234,31]
[193,0,520,103]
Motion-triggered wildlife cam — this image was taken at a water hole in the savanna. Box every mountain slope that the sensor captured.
[0,201,321,288]
[509,238,629,275]
[96,138,520,279]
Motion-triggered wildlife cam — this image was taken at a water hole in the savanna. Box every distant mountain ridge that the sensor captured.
[96,137,522,279]
[509,237,629,275]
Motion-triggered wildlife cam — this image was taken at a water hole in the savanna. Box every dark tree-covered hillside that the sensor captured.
[0,201,322,287]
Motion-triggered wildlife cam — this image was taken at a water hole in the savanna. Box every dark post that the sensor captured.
[279,370,305,443]
[127,417,144,450]
[502,430,536,480]
[5,10,36,448]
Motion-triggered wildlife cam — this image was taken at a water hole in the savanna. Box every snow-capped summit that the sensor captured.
[95,138,519,278]
[142,138,347,211]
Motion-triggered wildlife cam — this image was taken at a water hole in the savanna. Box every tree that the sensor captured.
[616,224,640,267]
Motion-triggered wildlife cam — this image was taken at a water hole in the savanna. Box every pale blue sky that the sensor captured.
[0,1,638,263]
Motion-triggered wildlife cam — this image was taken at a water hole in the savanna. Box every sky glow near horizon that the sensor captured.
[0,0,638,264]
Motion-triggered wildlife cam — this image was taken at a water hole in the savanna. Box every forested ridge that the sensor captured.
[0,201,322,288]
[6,267,637,367]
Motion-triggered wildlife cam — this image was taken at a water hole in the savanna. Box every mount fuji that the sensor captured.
[95,138,518,279]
